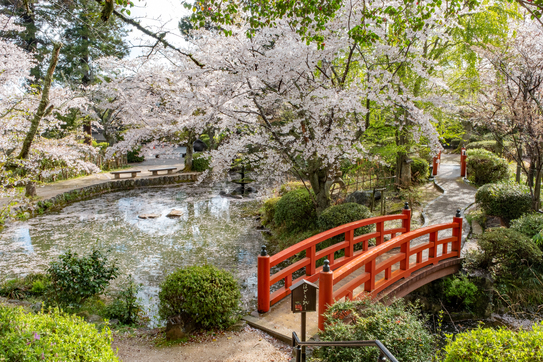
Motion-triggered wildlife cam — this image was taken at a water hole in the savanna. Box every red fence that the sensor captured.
[257,205,412,313]
[318,212,462,329]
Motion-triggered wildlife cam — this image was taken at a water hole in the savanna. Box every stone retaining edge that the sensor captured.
[11,173,201,219]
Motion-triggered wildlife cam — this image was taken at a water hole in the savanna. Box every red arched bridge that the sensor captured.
[257,204,463,331]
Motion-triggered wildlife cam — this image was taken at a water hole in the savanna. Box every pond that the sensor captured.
[0,183,265,326]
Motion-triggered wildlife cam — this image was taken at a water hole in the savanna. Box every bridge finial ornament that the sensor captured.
[404,202,409,210]
[323,259,330,272]
[456,209,461,218]
[260,245,268,256]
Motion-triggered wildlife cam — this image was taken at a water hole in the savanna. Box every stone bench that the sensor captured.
[110,170,141,179]
[148,167,177,176]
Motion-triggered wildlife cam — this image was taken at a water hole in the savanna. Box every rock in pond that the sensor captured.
[138,214,161,219]
[167,209,183,218]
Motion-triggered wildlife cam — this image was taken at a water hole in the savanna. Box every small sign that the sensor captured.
[290,279,318,314]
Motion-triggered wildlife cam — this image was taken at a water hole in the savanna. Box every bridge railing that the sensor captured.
[257,204,412,313]
[318,210,463,330]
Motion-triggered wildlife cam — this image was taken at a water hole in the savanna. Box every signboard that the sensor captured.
[290,279,318,313]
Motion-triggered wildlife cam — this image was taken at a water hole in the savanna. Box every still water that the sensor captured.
[0,184,264,324]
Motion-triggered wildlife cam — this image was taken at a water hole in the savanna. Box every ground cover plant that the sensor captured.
[0,306,118,361]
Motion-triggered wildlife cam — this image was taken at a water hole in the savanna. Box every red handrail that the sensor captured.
[318,212,463,330]
[257,206,412,313]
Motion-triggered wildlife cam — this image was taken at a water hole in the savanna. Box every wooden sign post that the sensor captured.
[290,279,318,362]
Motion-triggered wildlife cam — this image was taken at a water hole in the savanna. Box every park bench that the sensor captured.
[148,167,177,176]
[110,170,141,179]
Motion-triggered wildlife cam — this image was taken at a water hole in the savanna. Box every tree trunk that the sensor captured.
[516,147,523,184]
[308,165,331,215]
[184,132,196,171]
[18,43,62,160]
[534,158,542,211]
[395,128,411,188]
[528,158,536,188]
[81,32,92,145]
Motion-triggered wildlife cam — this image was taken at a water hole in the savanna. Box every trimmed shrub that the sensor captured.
[511,213,543,239]
[317,203,373,236]
[468,228,542,282]
[466,148,509,185]
[192,153,211,172]
[443,322,543,361]
[0,306,118,361]
[320,299,434,362]
[47,249,119,308]
[127,146,145,163]
[261,197,281,225]
[158,265,240,330]
[475,182,531,221]
[274,189,317,232]
[411,157,429,183]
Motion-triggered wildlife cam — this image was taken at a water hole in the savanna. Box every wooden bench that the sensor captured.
[110,170,141,179]
[148,167,177,176]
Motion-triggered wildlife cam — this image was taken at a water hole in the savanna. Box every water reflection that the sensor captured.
[0,184,263,325]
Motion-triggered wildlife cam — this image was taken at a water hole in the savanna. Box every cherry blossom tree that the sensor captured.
[468,21,543,209]
[0,15,99,205]
[99,0,453,213]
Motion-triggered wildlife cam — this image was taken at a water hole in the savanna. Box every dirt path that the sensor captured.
[113,326,292,362]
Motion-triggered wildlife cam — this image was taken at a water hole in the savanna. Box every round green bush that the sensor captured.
[274,188,317,232]
[192,153,210,172]
[318,203,373,236]
[411,157,429,183]
[320,299,434,362]
[443,322,543,361]
[475,182,531,221]
[511,213,543,239]
[471,228,542,280]
[466,148,509,185]
[0,306,118,361]
[158,265,241,330]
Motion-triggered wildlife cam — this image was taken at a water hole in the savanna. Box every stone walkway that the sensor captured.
[0,155,187,208]
[245,153,478,342]
[424,153,477,249]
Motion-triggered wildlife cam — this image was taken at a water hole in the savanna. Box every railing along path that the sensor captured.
[258,204,412,313]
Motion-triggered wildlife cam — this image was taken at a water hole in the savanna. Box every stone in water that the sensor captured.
[139,214,161,219]
[167,209,183,218]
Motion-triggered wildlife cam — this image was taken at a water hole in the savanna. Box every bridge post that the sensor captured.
[452,210,463,253]
[258,246,271,313]
[400,203,411,270]
[432,156,439,176]
[402,202,411,233]
[460,147,467,177]
[318,260,334,331]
